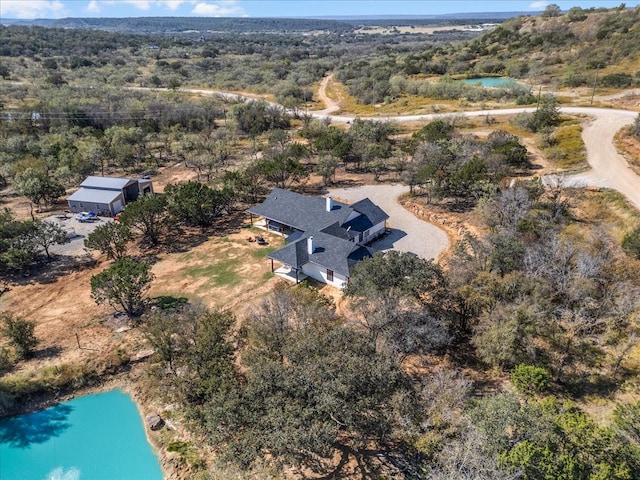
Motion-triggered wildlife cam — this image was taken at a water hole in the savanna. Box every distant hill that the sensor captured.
[0,14,515,34]
[457,6,640,87]
[317,12,531,20]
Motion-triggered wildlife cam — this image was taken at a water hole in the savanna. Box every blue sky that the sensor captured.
[1,0,638,19]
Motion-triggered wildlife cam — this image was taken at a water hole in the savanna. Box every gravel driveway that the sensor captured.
[329,184,450,260]
[45,215,112,256]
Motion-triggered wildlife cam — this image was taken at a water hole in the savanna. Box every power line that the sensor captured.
[0,108,225,123]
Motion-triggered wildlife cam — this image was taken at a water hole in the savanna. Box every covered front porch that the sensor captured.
[271,261,308,284]
[248,215,297,237]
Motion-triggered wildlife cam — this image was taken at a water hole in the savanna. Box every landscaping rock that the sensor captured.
[146,412,164,431]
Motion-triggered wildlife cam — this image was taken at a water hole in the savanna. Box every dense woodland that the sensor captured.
[2,5,640,479]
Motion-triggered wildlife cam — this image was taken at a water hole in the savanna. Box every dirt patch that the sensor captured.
[1,256,114,371]
[149,225,284,310]
[0,218,284,380]
[148,161,199,193]
[616,129,640,176]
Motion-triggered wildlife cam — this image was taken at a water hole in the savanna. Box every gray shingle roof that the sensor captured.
[350,198,389,226]
[269,239,309,270]
[247,188,352,232]
[253,188,387,279]
[269,231,376,278]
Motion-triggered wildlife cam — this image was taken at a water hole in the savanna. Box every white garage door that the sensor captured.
[112,199,124,214]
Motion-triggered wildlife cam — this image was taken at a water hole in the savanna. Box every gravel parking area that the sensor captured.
[329,184,450,260]
[45,214,112,256]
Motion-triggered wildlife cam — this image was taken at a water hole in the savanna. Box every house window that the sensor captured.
[364,229,370,238]
[327,269,334,282]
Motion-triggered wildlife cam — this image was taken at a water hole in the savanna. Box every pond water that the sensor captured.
[462,77,518,87]
[0,389,163,480]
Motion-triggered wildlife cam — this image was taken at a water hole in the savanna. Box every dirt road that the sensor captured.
[315,106,639,209]
[314,74,341,115]
[156,83,640,210]
[329,184,450,260]
[545,108,640,209]
[310,78,640,208]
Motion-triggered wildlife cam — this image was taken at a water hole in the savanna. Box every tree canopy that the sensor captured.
[90,257,154,318]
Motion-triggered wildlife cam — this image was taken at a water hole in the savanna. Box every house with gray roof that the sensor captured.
[248,188,388,288]
[67,176,153,216]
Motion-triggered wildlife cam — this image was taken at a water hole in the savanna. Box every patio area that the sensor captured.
[273,265,307,284]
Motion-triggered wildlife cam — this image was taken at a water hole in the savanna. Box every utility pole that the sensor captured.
[591,64,600,105]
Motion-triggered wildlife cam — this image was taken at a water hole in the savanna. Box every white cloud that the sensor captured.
[85,1,101,13]
[99,0,201,12]
[0,0,67,19]
[529,1,549,9]
[162,0,194,10]
[122,0,152,10]
[120,0,201,11]
[192,1,245,16]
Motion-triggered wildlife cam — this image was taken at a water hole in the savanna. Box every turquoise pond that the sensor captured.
[462,77,518,87]
[0,389,163,480]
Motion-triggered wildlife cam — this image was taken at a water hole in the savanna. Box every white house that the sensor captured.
[248,188,388,288]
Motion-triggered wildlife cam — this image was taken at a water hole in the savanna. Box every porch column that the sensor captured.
[295,269,299,284]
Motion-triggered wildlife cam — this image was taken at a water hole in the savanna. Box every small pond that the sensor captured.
[462,77,519,88]
[0,389,163,480]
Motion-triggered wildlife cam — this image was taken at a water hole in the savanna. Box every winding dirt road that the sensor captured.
[315,105,639,209]
[149,82,639,257]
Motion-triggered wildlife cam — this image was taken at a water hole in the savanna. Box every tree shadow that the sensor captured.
[310,444,409,480]
[4,254,97,287]
[312,444,350,479]
[560,372,620,400]
[0,403,73,448]
[33,345,63,360]
[157,212,248,255]
[152,295,189,311]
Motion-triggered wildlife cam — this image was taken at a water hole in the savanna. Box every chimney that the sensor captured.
[307,236,315,255]
[326,196,333,212]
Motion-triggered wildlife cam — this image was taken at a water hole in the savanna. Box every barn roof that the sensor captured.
[67,188,123,205]
[80,176,138,190]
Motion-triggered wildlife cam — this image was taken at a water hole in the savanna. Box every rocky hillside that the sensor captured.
[463,5,640,86]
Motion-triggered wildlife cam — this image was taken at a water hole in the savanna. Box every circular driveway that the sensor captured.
[329,184,450,260]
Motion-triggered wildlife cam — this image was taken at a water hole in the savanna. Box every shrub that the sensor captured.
[0,313,38,360]
[600,73,633,88]
[0,347,14,374]
[511,364,549,396]
[622,226,640,259]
